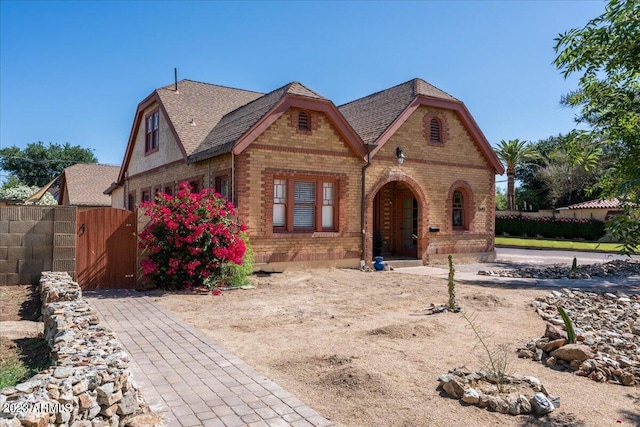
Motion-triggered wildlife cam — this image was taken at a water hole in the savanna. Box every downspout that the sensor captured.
[207,159,211,189]
[231,152,235,205]
[360,147,372,263]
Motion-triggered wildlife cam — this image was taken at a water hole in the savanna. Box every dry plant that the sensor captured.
[461,310,513,392]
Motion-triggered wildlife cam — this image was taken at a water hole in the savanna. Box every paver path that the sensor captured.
[85,290,333,427]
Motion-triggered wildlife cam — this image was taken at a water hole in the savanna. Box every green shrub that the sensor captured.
[204,234,254,288]
[496,215,605,241]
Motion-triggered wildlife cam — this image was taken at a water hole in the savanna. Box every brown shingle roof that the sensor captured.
[156,80,264,156]
[190,82,325,161]
[338,78,458,144]
[61,163,120,206]
[568,199,621,209]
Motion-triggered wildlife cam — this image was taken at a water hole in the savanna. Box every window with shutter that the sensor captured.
[294,181,315,228]
[273,176,338,233]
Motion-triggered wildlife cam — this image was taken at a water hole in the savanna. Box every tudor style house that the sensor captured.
[111,78,504,270]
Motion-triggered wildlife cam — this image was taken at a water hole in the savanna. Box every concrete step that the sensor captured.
[384,259,423,269]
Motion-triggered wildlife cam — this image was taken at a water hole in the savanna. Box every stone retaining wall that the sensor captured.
[0,272,163,426]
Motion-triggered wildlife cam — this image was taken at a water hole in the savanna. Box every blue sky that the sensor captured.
[0,1,605,186]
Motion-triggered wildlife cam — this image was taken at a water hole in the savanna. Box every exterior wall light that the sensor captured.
[396,147,406,165]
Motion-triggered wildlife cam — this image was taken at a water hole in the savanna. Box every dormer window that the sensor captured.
[145,110,159,153]
[298,111,310,131]
[430,118,441,143]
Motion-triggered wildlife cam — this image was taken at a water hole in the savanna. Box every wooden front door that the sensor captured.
[76,208,137,289]
[398,197,418,258]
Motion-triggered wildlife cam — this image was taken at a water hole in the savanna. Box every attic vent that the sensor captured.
[430,118,441,143]
[298,111,310,131]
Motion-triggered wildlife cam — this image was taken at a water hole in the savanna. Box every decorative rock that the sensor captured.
[620,372,635,386]
[442,376,465,399]
[546,356,556,366]
[53,367,75,379]
[542,338,566,353]
[518,349,534,359]
[462,388,480,404]
[530,392,555,415]
[545,323,567,340]
[551,344,594,363]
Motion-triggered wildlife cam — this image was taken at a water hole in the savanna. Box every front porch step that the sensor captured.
[384,259,423,269]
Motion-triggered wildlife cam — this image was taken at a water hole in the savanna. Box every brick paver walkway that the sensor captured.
[85,290,333,427]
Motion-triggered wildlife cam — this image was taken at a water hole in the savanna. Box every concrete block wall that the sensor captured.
[0,206,77,286]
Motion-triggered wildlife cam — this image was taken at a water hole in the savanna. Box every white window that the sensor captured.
[273,179,287,228]
[322,182,334,228]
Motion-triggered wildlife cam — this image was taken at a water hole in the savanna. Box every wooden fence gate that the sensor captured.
[76,207,137,289]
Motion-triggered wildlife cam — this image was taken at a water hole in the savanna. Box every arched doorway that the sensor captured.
[372,181,420,259]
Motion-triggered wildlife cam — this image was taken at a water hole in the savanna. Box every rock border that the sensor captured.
[438,368,559,416]
[0,272,163,427]
[519,288,640,387]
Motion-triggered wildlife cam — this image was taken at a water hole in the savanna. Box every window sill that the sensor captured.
[144,147,159,156]
[271,231,340,237]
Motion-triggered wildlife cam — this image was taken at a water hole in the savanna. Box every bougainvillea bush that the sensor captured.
[138,181,248,290]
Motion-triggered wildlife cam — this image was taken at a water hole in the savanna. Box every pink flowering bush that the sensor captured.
[138,181,248,290]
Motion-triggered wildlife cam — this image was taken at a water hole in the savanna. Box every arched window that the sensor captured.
[298,111,310,131]
[452,190,464,229]
[430,118,441,143]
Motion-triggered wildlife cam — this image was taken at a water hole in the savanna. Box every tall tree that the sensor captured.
[0,142,97,187]
[554,0,640,253]
[494,139,539,210]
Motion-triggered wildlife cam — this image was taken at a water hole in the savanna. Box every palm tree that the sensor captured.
[495,139,539,210]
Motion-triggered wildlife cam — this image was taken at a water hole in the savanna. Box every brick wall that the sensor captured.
[0,206,77,285]
[237,108,364,267]
[363,105,497,263]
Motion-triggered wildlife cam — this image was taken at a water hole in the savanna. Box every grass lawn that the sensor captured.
[494,236,627,253]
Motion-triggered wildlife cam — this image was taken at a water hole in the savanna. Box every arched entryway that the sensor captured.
[370,180,425,260]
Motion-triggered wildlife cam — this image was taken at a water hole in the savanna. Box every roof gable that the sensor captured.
[117,80,263,182]
[190,82,327,161]
[338,78,458,145]
[190,82,366,161]
[339,78,504,174]
[60,163,120,206]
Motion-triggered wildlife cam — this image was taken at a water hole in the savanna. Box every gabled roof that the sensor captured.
[190,82,327,161]
[568,199,621,210]
[118,80,263,182]
[339,78,458,145]
[59,163,120,206]
[156,80,264,156]
[338,78,504,174]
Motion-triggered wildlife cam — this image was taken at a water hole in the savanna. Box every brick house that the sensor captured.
[111,78,504,270]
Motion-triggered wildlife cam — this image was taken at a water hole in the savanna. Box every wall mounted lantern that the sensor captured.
[396,147,406,165]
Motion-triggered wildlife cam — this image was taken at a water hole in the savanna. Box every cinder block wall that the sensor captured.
[0,206,77,285]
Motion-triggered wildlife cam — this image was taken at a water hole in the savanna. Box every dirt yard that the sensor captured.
[154,268,639,427]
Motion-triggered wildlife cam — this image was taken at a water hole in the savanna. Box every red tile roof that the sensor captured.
[567,199,621,209]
